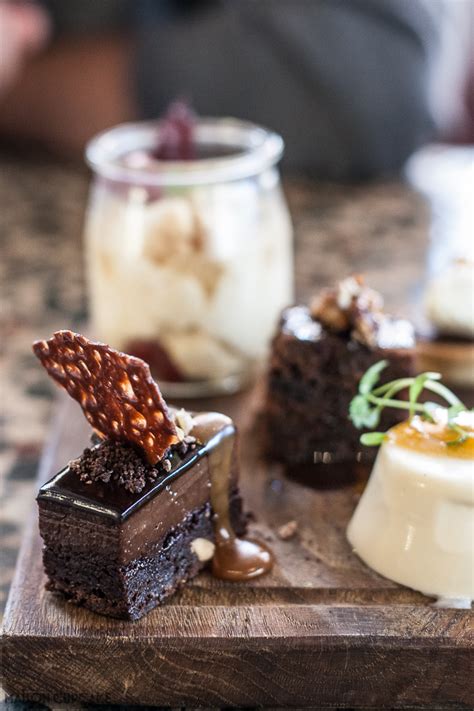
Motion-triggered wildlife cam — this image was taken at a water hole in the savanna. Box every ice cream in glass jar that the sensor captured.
[84,105,294,396]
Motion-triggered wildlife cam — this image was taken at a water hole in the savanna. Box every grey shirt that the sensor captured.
[42,0,445,178]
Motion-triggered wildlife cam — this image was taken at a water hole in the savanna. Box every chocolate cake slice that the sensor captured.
[265,277,415,470]
[37,414,246,620]
[33,331,273,620]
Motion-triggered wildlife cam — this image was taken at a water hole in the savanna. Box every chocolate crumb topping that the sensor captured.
[69,437,198,494]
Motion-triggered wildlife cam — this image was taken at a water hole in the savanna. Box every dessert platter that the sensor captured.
[2,298,473,707]
[2,110,473,707]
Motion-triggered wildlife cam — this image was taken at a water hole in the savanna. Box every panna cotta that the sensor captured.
[348,414,474,601]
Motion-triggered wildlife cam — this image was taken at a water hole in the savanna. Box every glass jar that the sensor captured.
[84,118,294,396]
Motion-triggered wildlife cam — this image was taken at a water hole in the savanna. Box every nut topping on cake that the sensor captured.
[310,276,387,347]
[33,331,179,464]
[174,407,195,439]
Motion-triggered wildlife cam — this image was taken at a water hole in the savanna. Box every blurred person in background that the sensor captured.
[0,0,472,179]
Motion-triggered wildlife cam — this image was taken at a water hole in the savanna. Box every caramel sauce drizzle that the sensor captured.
[388,417,474,459]
[191,412,273,581]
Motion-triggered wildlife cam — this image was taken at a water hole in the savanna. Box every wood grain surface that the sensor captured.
[1,388,473,708]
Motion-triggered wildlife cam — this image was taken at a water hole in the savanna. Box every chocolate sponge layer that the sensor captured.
[39,493,245,620]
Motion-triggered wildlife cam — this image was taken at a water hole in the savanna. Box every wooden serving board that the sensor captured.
[2,388,473,708]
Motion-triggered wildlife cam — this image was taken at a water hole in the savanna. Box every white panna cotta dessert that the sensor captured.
[347,363,474,603]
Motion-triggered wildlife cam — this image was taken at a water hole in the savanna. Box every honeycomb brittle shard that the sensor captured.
[32,330,179,464]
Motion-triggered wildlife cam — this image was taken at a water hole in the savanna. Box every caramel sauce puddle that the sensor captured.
[191,412,273,581]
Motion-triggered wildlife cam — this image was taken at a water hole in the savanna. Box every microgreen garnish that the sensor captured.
[350,361,472,447]
[360,432,386,447]
[446,404,470,446]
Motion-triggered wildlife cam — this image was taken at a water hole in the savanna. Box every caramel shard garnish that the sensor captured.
[33,331,179,464]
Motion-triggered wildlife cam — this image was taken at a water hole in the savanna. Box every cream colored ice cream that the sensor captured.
[347,414,474,601]
[85,179,293,383]
[425,260,474,339]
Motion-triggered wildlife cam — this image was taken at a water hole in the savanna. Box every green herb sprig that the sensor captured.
[350,360,471,447]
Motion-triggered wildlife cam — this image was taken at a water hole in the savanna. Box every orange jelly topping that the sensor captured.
[387,416,474,459]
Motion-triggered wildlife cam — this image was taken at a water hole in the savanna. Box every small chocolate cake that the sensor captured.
[37,416,246,620]
[33,331,273,620]
[265,277,415,469]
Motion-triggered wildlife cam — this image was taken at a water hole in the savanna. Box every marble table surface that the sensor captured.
[1,144,471,710]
